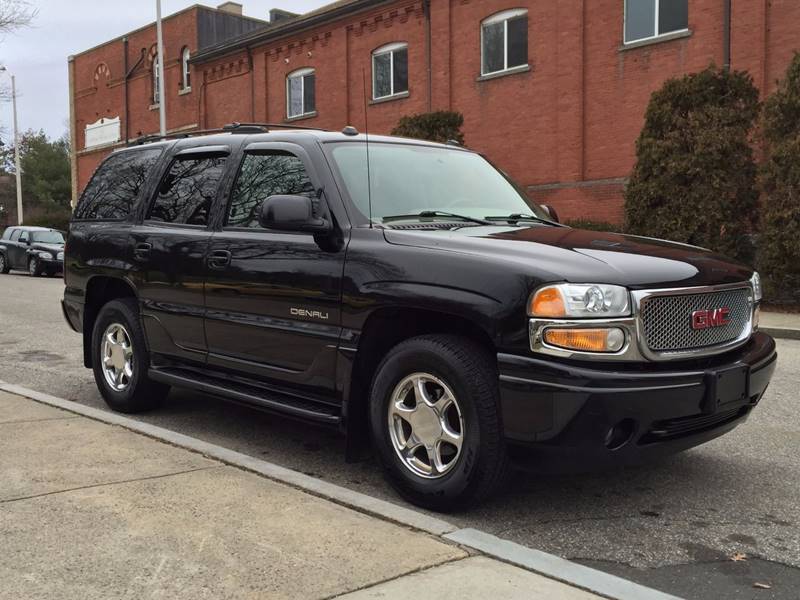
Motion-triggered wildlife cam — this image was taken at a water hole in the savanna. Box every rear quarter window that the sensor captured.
[74,148,162,220]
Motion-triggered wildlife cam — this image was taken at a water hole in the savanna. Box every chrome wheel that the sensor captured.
[28,257,38,276]
[388,372,464,479]
[101,323,134,392]
[0,255,5,272]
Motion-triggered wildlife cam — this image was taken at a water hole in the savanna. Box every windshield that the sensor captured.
[328,142,547,224]
[31,231,65,244]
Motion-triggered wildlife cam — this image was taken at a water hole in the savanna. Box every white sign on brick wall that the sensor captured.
[85,116,121,149]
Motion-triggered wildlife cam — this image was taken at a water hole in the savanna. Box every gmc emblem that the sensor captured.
[691,308,731,330]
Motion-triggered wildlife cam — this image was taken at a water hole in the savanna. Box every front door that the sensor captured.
[204,143,345,396]
[11,229,29,269]
[130,146,230,366]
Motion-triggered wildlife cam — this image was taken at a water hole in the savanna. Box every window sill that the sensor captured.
[620,29,692,51]
[477,64,531,82]
[149,103,160,111]
[370,91,410,105]
[178,87,192,96]
[285,111,318,123]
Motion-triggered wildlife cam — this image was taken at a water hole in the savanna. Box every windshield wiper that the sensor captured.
[382,211,492,226]
[484,213,553,225]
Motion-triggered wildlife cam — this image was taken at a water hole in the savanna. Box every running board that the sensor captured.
[148,367,341,425]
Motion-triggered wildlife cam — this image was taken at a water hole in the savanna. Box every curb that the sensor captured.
[0,380,683,600]
[760,326,800,341]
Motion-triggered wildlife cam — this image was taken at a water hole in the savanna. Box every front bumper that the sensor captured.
[38,256,64,271]
[498,332,777,470]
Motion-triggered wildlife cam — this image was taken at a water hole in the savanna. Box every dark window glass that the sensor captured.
[507,16,528,69]
[393,48,409,94]
[227,152,315,229]
[75,149,162,220]
[10,229,21,241]
[482,21,504,74]
[1,228,13,240]
[19,231,29,243]
[373,52,392,98]
[659,0,688,35]
[625,0,656,42]
[303,73,316,114]
[147,155,227,226]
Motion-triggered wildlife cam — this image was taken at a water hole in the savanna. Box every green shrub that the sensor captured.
[391,111,465,145]
[25,207,72,232]
[624,67,760,263]
[565,219,622,233]
[759,52,800,304]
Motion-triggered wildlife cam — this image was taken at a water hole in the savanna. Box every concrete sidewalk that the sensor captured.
[761,310,800,340]
[0,390,600,600]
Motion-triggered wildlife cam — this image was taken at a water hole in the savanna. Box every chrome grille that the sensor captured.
[640,287,752,353]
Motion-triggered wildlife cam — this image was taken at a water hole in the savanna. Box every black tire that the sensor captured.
[369,334,508,511]
[0,253,8,274]
[91,298,169,413]
[28,256,43,277]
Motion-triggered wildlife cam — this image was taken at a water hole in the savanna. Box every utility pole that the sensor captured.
[156,0,167,136]
[0,66,23,225]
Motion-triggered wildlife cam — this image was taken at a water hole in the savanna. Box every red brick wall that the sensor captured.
[72,0,800,223]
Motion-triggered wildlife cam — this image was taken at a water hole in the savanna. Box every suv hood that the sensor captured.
[383,225,753,289]
[32,243,64,254]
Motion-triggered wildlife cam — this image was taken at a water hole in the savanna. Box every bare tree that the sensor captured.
[0,0,36,34]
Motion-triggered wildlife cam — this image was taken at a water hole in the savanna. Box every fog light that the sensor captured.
[543,327,626,353]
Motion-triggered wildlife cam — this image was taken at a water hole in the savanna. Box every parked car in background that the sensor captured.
[0,226,65,277]
[62,124,776,511]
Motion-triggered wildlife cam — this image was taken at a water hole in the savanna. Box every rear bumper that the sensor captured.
[497,332,777,470]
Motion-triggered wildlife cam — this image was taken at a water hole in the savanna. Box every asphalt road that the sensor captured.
[2,272,799,600]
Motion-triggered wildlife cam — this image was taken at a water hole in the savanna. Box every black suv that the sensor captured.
[62,124,777,510]
[0,226,65,276]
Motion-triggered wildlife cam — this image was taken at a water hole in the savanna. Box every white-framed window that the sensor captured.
[181,46,191,90]
[372,42,409,100]
[286,68,316,119]
[481,9,528,77]
[624,0,688,45]
[152,54,160,105]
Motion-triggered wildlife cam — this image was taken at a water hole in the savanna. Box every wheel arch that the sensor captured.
[82,275,139,368]
[343,305,498,460]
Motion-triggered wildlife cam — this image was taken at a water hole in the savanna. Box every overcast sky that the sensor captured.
[0,0,329,142]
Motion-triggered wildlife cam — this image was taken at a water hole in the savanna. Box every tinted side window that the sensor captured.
[74,148,162,220]
[227,152,314,229]
[9,229,20,241]
[148,155,227,226]
[19,231,29,243]
[1,228,13,240]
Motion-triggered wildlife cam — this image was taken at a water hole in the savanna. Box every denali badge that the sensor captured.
[691,308,731,330]
[291,308,329,320]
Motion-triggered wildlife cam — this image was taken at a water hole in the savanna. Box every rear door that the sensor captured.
[130,145,231,366]
[204,142,346,395]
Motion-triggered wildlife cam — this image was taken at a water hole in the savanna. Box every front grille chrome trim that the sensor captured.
[631,282,755,362]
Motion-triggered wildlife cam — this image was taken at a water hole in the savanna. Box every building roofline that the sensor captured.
[191,0,394,64]
[71,3,269,59]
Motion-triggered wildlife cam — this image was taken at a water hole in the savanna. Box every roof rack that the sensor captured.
[130,122,329,146]
[223,122,329,133]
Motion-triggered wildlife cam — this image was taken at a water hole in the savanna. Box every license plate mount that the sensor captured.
[702,365,750,414]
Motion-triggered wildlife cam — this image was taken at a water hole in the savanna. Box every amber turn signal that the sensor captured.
[543,327,626,353]
[530,286,566,318]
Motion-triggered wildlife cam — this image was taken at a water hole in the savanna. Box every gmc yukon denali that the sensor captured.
[62,124,777,510]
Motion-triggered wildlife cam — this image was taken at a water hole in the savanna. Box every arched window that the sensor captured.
[181,47,192,91]
[152,53,160,105]
[481,9,528,76]
[286,68,316,119]
[372,42,408,100]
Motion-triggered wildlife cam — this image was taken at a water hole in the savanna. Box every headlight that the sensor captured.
[750,271,762,302]
[57,252,64,261]
[529,284,631,318]
[37,251,53,260]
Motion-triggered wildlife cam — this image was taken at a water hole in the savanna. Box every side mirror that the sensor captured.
[258,195,331,234]
[541,204,560,223]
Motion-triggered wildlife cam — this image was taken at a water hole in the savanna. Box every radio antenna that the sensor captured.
[362,68,374,229]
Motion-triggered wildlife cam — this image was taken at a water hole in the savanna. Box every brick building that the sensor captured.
[69,0,800,223]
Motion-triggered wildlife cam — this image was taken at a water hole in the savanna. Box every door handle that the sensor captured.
[133,243,152,261]
[208,250,232,269]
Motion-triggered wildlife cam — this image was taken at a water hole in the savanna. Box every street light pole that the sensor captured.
[10,73,22,224]
[155,0,167,137]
